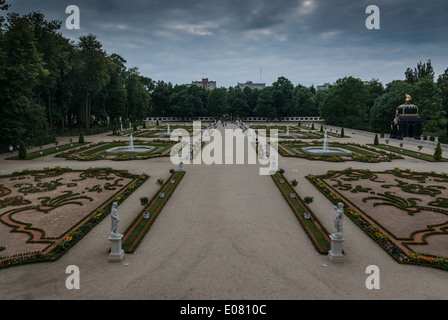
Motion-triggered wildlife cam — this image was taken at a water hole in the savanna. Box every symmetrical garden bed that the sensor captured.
[122,170,185,253]
[369,144,447,162]
[272,171,331,254]
[0,167,148,269]
[6,142,89,160]
[278,141,403,163]
[307,168,448,271]
[56,140,177,161]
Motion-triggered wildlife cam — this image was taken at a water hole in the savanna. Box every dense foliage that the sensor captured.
[1,1,447,150]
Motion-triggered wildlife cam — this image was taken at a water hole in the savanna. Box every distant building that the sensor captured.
[237,81,266,90]
[188,78,216,90]
[317,83,331,90]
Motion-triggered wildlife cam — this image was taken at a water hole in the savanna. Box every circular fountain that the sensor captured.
[278,125,303,138]
[154,124,172,137]
[302,131,352,156]
[106,135,155,154]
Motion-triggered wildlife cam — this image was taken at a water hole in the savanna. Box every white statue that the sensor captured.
[333,202,344,239]
[110,202,121,237]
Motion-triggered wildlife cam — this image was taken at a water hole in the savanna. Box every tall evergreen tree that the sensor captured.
[0,13,47,145]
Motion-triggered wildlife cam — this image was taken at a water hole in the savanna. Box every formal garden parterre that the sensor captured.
[278,140,404,163]
[56,139,178,161]
[0,167,149,269]
[306,168,448,271]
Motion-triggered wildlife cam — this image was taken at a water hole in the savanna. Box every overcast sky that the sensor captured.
[5,0,448,88]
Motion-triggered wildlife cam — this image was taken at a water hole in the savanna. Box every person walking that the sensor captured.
[9,145,13,156]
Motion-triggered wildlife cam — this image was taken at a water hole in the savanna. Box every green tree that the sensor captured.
[228,87,249,118]
[434,142,442,161]
[405,60,435,85]
[25,12,71,134]
[291,85,317,116]
[18,141,27,159]
[320,77,368,129]
[104,54,127,126]
[77,34,110,130]
[150,81,173,116]
[207,88,229,118]
[125,67,150,122]
[0,13,48,145]
[168,85,199,118]
[243,86,258,116]
[437,68,448,135]
[272,76,294,117]
[370,81,413,133]
[254,88,276,119]
[411,78,446,133]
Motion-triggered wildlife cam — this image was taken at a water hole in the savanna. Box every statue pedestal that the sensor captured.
[178,161,184,172]
[108,234,125,262]
[328,234,345,263]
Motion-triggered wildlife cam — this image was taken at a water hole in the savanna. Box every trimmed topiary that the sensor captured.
[18,142,27,159]
[434,142,442,161]
[374,134,379,146]
[78,132,85,144]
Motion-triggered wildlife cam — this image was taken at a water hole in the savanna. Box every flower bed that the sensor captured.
[56,140,177,161]
[122,171,185,253]
[271,172,331,254]
[0,167,149,269]
[306,169,448,271]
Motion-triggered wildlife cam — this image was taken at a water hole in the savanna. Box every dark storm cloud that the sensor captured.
[5,0,448,87]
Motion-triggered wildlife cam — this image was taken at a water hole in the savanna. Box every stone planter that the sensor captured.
[159,192,165,198]
[143,212,150,219]
[304,212,311,219]
[280,179,285,184]
[290,193,295,199]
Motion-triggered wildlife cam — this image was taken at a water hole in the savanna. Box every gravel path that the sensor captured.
[0,124,447,300]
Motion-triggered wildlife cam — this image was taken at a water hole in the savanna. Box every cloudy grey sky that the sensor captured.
[5,0,448,88]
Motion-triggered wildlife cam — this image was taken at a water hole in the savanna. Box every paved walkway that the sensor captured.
[0,124,447,300]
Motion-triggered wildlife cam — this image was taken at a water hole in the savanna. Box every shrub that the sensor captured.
[434,142,442,161]
[341,127,345,138]
[279,168,285,174]
[156,178,164,186]
[18,142,27,159]
[304,196,314,204]
[291,179,298,187]
[140,197,149,206]
[374,134,379,146]
[78,132,85,144]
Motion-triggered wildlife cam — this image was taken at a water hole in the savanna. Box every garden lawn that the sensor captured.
[370,144,447,162]
[6,143,88,160]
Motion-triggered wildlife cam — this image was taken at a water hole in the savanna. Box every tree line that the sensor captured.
[323,60,447,138]
[0,2,152,149]
[1,1,447,150]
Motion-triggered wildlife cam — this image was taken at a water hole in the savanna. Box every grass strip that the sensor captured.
[370,144,447,162]
[122,171,185,253]
[272,172,331,254]
[6,143,88,160]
